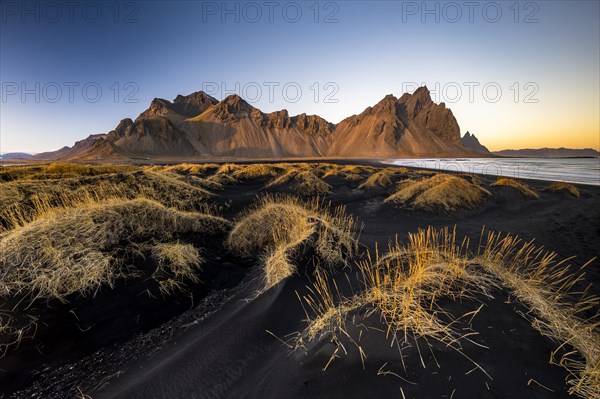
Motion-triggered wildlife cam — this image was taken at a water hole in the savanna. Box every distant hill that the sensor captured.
[493,148,600,158]
[461,132,493,156]
[0,152,32,160]
[31,87,484,161]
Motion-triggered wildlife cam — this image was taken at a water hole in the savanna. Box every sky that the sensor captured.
[1,0,599,153]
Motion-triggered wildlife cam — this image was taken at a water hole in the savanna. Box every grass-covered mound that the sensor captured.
[491,177,540,199]
[294,227,599,398]
[0,170,214,232]
[266,169,331,196]
[0,198,229,301]
[385,174,491,212]
[227,195,359,291]
[545,182,581,197]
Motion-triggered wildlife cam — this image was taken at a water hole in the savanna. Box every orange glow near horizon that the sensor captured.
[484,130,600,152]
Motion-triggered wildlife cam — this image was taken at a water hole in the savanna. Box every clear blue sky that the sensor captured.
[1,0,598,153]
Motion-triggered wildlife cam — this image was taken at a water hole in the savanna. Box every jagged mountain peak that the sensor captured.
[221,94,252,108]
[461,131,493,155]
[137,92,218,121]
[174,91,217,105]
[203,94,257,121]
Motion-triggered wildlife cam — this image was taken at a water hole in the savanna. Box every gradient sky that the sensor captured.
[1,0,599,153]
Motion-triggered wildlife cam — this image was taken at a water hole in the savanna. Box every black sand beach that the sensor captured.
[1,161,598,399]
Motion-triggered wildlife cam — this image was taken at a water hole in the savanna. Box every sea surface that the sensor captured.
[386,158,600,186]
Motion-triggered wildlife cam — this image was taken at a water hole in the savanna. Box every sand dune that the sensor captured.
[2,162,598,398]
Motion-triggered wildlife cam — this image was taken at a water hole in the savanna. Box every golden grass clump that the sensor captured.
[385,166,410,175]
[206,172,238,186]
[232,163,284,179]
[215,163,243,175]
[159,163,219,176]
[227,195,358,291]
[321,164,377,181]
[340,165,376,175]
[0,163,136,182]
[261,234,304,291]
[491,177,540,199]
[0,183,25,208]
[151,242,204,283]
[296,226,600,395]
[385,174,491,212]
[266,169,331,195]
[0,183,127,232]
[0,170,216,232]
[296,227,494,373]
[479,231,599,398]
[0,198,229,301]
[320,164,343,177]
[545,182,581,198]
[358,170,393,189]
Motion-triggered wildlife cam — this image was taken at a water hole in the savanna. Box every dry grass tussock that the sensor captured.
[385,174,491,212]
[0,163,136,182]
[206,171,238,187]
[0,170,215,232]
[491,177,540,199]
[266,169,331,195]
[151,242,204,296]
[232,163,285,179]
[545,182,581,198]
[295,227,598,397]
[382,166,410,175]
[0,198,229,301]
[358,171,392,189]
[321,164,377,181]
[227,195,359,291]
[156,163,219,176]
[479,231,599,398]
[296,226,494,373]
[215,163,242,175]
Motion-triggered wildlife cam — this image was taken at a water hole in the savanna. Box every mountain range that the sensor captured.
[25,87,597,162]
[0,152,33,160]
[31,87,488,161]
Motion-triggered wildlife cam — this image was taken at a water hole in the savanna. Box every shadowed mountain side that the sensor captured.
[108,117,198,157]
[32,87,483,160]
[461,132,493,156]
[136,91,219,122]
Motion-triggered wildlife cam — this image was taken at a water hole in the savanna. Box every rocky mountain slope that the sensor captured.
[461,131,493,156]
[33,87,483,160]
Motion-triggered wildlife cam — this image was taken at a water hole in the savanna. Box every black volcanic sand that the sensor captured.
[3,162,600,399]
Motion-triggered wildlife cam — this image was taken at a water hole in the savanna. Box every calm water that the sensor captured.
[386,158,600,186]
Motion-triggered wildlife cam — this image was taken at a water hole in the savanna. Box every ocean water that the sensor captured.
[386,158,600,186]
